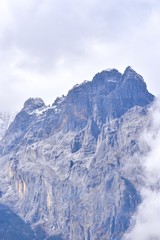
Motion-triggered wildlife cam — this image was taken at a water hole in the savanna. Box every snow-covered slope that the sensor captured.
[0,67,154,239]
[0,112,15,139]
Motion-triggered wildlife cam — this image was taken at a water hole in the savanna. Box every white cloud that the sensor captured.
[124,99,160,240]
[125,190,160,240]
[0,0,160,111]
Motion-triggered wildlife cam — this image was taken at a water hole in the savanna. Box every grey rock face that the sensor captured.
[0,67,154,239]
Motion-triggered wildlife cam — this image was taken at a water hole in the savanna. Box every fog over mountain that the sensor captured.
[124,99,160,240]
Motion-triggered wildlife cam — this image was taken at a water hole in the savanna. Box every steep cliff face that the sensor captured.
[0,67,154,239]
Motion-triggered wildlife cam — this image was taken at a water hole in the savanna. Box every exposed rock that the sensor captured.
[23,98,45,113]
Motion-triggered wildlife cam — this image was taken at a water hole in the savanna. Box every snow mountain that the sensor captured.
[0,66,154,239]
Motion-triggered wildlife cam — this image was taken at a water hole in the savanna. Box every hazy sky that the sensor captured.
[0,0,160,111]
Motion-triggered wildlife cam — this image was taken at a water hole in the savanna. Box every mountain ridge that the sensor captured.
[0,67,155,239]
[1,66,154,155]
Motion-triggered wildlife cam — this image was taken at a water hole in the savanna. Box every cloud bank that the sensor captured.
[0,0,160,111]
[124,99,160,240]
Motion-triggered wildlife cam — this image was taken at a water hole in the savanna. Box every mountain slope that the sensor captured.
[0,67,154,239]
[0,204,34,240]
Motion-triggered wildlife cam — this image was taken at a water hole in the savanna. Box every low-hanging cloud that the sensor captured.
[124,98,160,240]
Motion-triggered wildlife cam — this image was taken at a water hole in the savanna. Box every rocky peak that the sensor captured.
[116,66,154,109]
[23,98,45,113]
[92,69,122,91]
[52,95,66,108]
[0,67,155,155]
[92,68,121,82]
[64,67,154,127]
[122,66,144,81]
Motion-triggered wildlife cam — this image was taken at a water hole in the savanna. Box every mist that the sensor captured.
[124,98,160,240]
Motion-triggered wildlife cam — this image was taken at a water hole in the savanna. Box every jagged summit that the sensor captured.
[71,66,144,91]
[67,66,154,123]
[0,67,154,154]
[92,66,145,85]
[92,68,121,83]
[73,67,147,98]
[23,98,45,113]
[123,66,144,82]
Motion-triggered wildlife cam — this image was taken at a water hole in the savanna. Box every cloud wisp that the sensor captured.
[124,98,160,240]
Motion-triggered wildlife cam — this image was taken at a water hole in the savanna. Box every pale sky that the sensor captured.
[0,0,160,111]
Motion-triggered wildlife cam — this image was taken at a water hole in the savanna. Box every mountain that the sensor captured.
[0,66,154,239]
